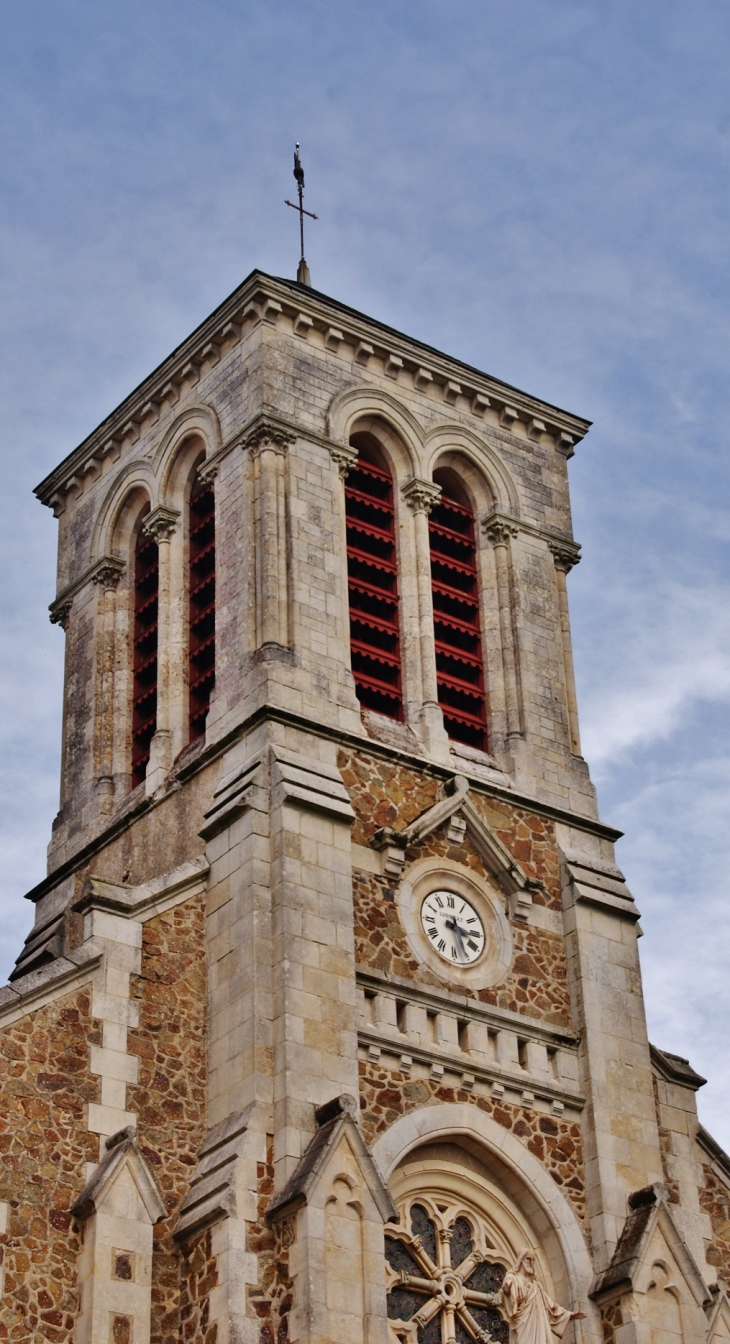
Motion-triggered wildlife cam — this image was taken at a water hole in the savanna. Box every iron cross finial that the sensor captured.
[285,142,318,286]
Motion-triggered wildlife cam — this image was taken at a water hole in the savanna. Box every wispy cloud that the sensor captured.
[579,578,730,770]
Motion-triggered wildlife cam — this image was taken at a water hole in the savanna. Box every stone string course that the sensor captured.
[358,1059,588,1232]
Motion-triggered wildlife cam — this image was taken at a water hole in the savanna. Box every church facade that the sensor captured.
[1,270,729,1343]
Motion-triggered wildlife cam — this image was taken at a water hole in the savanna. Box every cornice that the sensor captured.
[49,553,126,626]
[650,1043,707,1092]
[25,701,621,909]
[35,269,591,512]
[482,509,581,560]
[356,966,579,1047]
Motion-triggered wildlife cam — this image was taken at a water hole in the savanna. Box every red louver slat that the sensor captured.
[429,483,488,751]
[189,478,216,742]
[345,440,403,720]
[132,519,158,787]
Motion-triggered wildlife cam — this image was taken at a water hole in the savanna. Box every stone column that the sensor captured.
[329,442,362,707]
[143,505,180,795]
[549,541,581,756]
[483,515,521,741]
[401,477,449,753]
[92,557,125,814]
[49,595,74,811]
[247,425,295,653]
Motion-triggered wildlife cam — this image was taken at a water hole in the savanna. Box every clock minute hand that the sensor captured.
[445,917,469,961]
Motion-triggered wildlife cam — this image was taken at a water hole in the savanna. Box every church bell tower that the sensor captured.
[1,270,729,1344]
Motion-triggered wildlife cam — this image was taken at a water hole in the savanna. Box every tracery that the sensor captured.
[385,1195,509,1344]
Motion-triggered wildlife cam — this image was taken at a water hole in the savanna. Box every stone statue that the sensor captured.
[496,1249,586,1343]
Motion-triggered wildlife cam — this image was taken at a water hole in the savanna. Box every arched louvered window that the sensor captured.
[429,475,488,750]
[132,513,158,787]
[345,434,403,720]
[188,476,216,741]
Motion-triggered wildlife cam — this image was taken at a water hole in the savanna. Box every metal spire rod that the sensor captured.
[285,143,318,286]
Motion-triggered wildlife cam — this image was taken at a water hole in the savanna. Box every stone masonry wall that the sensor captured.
[0,891,207,1344]
[699,1162,730,1281]
[358,1058,588,1233]
[127,893,208,1344]
[0,985,99,1344]
[247,1136,296,1344]
[341,749,570,1027]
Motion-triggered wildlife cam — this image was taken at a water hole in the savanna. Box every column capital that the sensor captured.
[143,505,180,542]
[401,477,442,514]
[548,538,581,573]
[482,511,518,547]
[49,595,73,630]
[197,456,219,486]
[329,442,358,479]
[244,416,296,458]
[91,555,125,590]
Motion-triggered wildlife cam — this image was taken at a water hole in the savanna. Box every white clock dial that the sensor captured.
[420,890,486,966]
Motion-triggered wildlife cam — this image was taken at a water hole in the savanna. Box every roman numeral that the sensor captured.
[451,946,458,959]
[428,928,438,940]
[446,896,455,909]
[438,939,446,952]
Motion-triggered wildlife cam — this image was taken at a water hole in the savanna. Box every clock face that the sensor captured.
[420,890,486,966]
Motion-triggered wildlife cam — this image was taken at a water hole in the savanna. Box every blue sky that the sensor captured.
[1,0,729,1142]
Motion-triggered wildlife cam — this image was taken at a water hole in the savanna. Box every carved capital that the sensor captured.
[143,505,180,542]
[91,555,125,590]
[197,456,219,485]
[49,596,73,630]
[401,477,442,515]
[482,511,518,547]
[548,538,581,573]
[329,442,358,479]
[244,419,296,458]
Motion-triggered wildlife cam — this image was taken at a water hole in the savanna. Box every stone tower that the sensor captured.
[1,270,729,1344]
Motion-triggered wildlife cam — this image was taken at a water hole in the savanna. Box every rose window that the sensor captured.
[385,1200,509,1344]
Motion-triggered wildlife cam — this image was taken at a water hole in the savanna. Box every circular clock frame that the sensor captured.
[398,859,512,990]
[419,890,486,966]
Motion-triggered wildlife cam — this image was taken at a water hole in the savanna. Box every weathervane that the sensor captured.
[285,143,317,286]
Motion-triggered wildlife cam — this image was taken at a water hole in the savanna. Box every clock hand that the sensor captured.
[445,917,469,960]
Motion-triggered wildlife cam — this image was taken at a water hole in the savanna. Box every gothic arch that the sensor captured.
[424,425,521,518]
[371,1102,600,1343]
[153,404,221,501]
[327,386,423,475]
[91,463,157,561]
